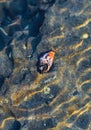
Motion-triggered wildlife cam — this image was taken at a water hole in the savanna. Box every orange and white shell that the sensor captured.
[39,50,55,73]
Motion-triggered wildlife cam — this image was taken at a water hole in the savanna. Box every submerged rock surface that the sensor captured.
[0,0,91,130]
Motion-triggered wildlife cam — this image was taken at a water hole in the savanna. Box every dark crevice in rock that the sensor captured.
[0,2,6,25]
[0,28,12,51]
[4,0,28,19]
[28,0,56,9]
[0,76,5,89]
[31,34,42,54]
[5,46,14,65]
[58,0,68,5]
[8,120,21,130]
[73,90,79,96]
[29,10,45,37]
[23,5,39,20]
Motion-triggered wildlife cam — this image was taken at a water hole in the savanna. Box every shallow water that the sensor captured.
[0,0,91,130]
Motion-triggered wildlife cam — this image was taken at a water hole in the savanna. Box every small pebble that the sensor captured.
[82,33,89,39]
[44,86,51,95]
[22,44,27,50]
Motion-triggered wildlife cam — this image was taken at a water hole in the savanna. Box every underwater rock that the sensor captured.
[23,5,39,20]
[3,119,21,130]
[23,118,57,130]
[12,39,27,61]
[76,113,90,129]
[4,0,28,18]
[10,68,37,85]
[40,2,62,35]
[10,120,21,130]
[61,127,72,130]
[28,0,55,10]
[10,69,29,85]
[0,27,12,51]
[6,16,22,36]
[20,93,45,109]
[0,2,5,24]
[38,0,56,10]
[0,51,13,77]
[29,10,45,36]
[0,75,4,89]
[57,0,68,5]
[0,78,10,95]
[10,36,37,85]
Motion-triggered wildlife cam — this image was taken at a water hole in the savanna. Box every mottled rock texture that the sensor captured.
[0,51,13,77]
[0,0,91,130]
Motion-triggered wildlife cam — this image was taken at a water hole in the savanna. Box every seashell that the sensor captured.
[38,50,55,73]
